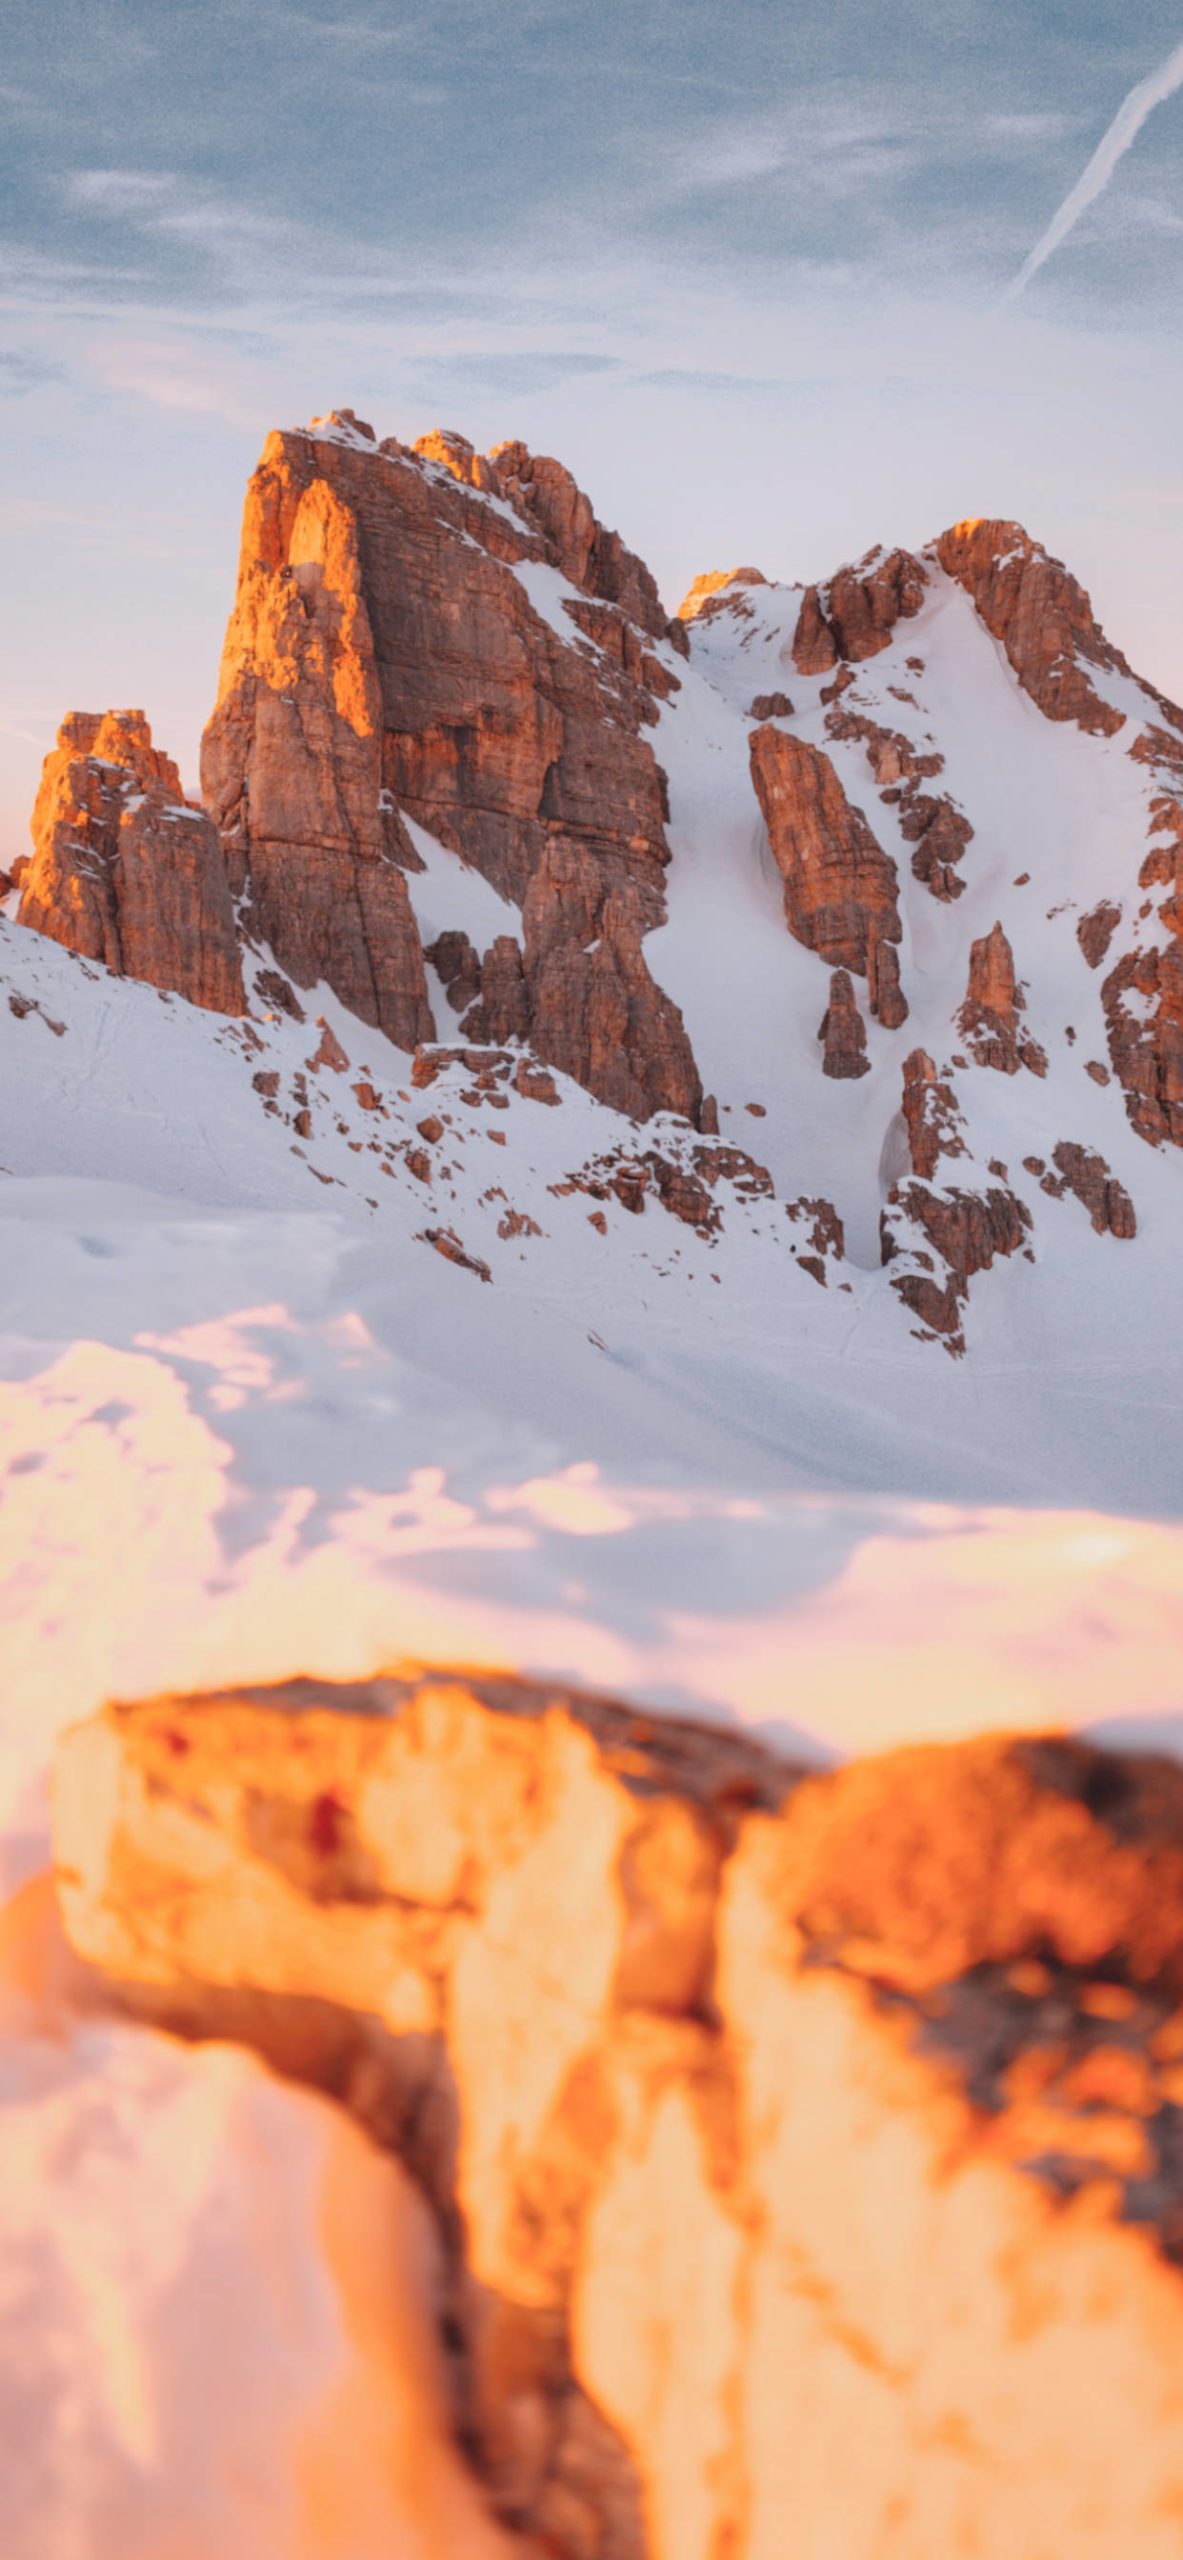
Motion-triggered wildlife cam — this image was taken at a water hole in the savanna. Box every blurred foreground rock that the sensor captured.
[55,1671,1183,2558]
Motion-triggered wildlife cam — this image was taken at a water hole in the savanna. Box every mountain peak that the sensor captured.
[677,565,769,623]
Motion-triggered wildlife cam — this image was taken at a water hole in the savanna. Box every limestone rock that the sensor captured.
[818,967,870,1078]
[959,921,1048,1075]
[1078,900,1122,969]
[867,935,908,1029]
[937,519,1129,737]
[55,1673,1183,2560]
[492,439,667,639]
[675,565,768,625]
[792,546,927,674]
[202,420,698,1113]
[1040,1140,1137,1239]
[824,703,971,903]
[748,725,903,993]
[784,1194,845,1284]
[1101,730,1183,1150]
[17,711,243,1014]
[901,1046,967,1180]
[883,1049,1030,1346]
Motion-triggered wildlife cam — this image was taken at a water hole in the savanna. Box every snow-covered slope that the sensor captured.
[5,429,1183,2554]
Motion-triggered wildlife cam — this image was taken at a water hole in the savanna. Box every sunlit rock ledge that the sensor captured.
[55,1668,1183,2559]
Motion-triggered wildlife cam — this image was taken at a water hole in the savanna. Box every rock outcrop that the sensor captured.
[1038,1140,1137,1239]
[937,520,1130,737]
[676,566,768,625]
[748,726,904,1011]
[824,704,972,903]
[491,439,667,640]
[1078,900,1122,970]
[1101,729,1183,1151]
[202,415,698,1113]
[818,966,869,1077]
[17,711,244,1014]
[784,1194,845,1284]
[959,921,1048,1075]
[791,546,927,675]
[56,1671,1183,2560]
[882,1049,1031,1348]
[899,1045,967,1181]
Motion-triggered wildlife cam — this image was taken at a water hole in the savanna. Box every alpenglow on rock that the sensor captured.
[200,413,701,1121]
[11,415,1183,1349]
[17,710,243,1014]
[56,1669,1183,2560]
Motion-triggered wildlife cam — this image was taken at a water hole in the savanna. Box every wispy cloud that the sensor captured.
[0,350,61,394]
[1007,36,1183,299]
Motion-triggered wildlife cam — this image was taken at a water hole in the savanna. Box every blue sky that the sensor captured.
[3,0,1183,847]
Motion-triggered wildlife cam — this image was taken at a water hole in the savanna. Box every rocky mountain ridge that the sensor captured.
[6,411,1182,1353]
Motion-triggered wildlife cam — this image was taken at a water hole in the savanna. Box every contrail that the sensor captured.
[1006,35,1183,299]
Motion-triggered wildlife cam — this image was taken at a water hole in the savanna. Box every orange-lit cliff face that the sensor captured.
[56,1672,1183,2560]
[200,413,701,1121]
[17,710,244,1016]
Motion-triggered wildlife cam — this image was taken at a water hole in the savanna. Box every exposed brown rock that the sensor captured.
[1102,938,1183,1152]
[747,690,794,721]
[418,1226,492,1280]
[959,921,1048,1075]
[426,929,483,1016]
[1041,1140,1136,1238]
[513,1057,559,1106]
[748,726,903,995]
[692,1142,774,1200]
[306,1016,350,1074]
[253,965,306,1020]
[883,1041,1033,1342]
[824,704,971,903]
[643,1152,717,1232]
[516,847,700,1124]
[785,1194,845,1283]
[867,935,908,1029]
[1078,900,1122,969]
[937,520,1128,737]
[412,426,502,493]
[563,1132,774,1237]
[882,1178,1031,1350]
[792,547,927,674]
[460,935,531,1046]
[901,1047,968,1180]
[58,1676,1183,2560]
[1099,732,1183,1150]
[676,565,768,624]
[411,1042,514,1092]
[202,420,698,1114]
[818,967,869,1078]
[17,710,244,1014]
[901,792,973,901]
[790,583,838,675]
[491,440,667,639]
